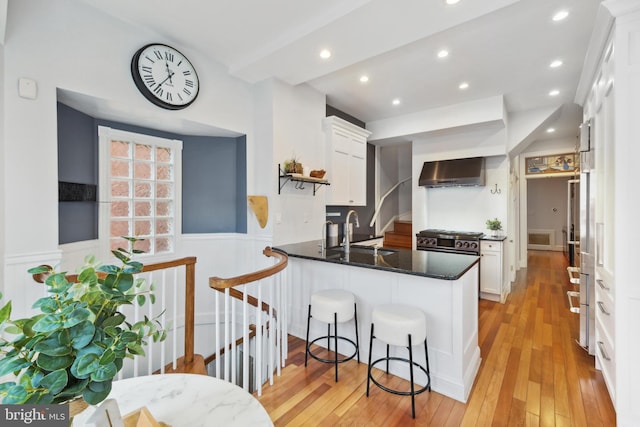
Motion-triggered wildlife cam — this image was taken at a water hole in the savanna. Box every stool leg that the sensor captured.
[366,323,375,397]
[424,336,431,392]
[327,323,331,351]
[305,304,311,367]
[334,312,339,382]
[354,303,360,363]
[386,344,390,374]
[408,333,415,419]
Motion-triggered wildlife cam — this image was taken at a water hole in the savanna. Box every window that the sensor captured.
[99,126,182,256]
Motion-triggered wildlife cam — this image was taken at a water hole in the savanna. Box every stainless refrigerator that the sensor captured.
[578,119,596,355]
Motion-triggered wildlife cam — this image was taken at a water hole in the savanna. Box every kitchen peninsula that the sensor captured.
[275,241,481,402]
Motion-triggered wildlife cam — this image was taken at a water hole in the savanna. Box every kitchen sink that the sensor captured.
[326,245,397,257]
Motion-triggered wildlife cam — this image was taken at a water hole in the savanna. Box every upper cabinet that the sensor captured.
[323,116,371,206]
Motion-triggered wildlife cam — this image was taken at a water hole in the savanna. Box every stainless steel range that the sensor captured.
[416,229,483,255]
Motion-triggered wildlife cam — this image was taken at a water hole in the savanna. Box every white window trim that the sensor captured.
[98,126,183,261]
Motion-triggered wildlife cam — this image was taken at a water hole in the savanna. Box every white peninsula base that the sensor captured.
[287,258,481,403]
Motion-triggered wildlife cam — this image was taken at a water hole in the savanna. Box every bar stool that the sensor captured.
[305,289,359,382]
[366,304,431,419]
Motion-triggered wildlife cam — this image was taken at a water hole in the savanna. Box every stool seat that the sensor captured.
[372,304,426,347]
[310,289,355,323]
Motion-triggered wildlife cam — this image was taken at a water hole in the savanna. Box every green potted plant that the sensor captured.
[486,218,503,237]
[283,155,303,174]
[0,237,166,407]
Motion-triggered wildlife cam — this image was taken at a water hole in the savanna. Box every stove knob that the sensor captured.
[455,241,462,248]
[471,242,478,249]
[429,238,436,246]
[464,242,470,248]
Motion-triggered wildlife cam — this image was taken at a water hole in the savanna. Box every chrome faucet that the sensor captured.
[321,220,333,252]
[343,210,360,255]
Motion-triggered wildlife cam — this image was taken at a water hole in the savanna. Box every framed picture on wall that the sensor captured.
[526,153,579,175]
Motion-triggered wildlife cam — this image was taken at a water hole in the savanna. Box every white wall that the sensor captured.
[526,176,571,251]
[269,80,326,245]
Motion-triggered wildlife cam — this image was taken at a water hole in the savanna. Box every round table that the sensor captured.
[74,374,273,427]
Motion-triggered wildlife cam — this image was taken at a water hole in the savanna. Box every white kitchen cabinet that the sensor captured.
[323,116,371,206]
[480,239,504,302]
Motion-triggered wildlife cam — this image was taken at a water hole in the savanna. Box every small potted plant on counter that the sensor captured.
[0,237,166,410]
[486,218,503,237]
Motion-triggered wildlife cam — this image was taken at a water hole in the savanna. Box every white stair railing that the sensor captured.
[208,247,288,396]
[369,176,412,230]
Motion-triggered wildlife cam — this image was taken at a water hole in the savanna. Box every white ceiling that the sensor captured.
[80,0,602,142]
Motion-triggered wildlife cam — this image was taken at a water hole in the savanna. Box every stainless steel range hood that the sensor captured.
[418,157,486,188]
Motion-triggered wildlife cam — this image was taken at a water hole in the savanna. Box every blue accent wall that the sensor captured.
[182,135,247,233]
[57,102,247,244]
[57,103,99,244]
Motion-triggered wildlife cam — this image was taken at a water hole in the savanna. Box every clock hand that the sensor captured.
[165,62,174,84]
[157,71,175,88]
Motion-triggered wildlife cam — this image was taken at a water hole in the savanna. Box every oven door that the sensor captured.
[417,246,478,255]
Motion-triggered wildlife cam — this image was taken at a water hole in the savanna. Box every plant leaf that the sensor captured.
[0,356,31,377]
[2,384,28,404]
[136,295,146,306]
[83,382,112,405]
[72,353,99,378]
[34,334,72,356]
[36,353,74,371]
[39,369,69,395]
[90,362,117,382]
[27,265,51,274]
[0,300,12,323]
[69,320,96,350]
[115,273,134,293]
[32,314,62,333]
[100,313,125,328]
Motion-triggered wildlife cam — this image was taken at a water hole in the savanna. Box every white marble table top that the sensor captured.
[74,374,273,427]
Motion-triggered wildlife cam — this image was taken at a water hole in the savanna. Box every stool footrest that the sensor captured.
[307,335,359,364]
[368,357,431,396]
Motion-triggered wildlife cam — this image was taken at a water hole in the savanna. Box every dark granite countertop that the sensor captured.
[274,240,479,280]
[481,235,507,242]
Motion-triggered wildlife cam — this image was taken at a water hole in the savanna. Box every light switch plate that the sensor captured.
[18,78,37,99]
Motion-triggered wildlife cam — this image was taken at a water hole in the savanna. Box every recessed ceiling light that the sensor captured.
[437,50,449,59]
[446,0,460,5]
[550,60,563,68]
[359,75,369,83]
[552,10,569,21]
[319,49,331,59]
[549,89,560,96]
[392,99,401,106]
[459,82,469,90]
[547,128,556,133]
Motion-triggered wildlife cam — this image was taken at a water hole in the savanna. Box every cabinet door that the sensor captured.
[330,148,350,205]
[348,149,366,205]
[480,250,501,295]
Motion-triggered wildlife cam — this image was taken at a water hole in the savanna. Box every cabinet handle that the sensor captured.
[597,279,609,290]
[597,301,610,315]
[597,341,611,361]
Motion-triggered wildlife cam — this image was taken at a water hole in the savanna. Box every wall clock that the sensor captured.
[131,43,200,110]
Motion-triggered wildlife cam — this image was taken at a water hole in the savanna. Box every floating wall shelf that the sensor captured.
[278,164,330,196]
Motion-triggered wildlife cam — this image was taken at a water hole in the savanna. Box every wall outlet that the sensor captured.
[275,213,282,224]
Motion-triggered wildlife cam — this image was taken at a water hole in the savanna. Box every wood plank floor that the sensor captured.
[255,251,616,426]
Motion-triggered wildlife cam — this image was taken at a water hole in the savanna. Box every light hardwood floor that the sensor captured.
[256,251,616,426]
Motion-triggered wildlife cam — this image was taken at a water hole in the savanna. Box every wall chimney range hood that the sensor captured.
[418,157,486,188]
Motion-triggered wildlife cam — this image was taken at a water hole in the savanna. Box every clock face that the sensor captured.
[131,44,199,110]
